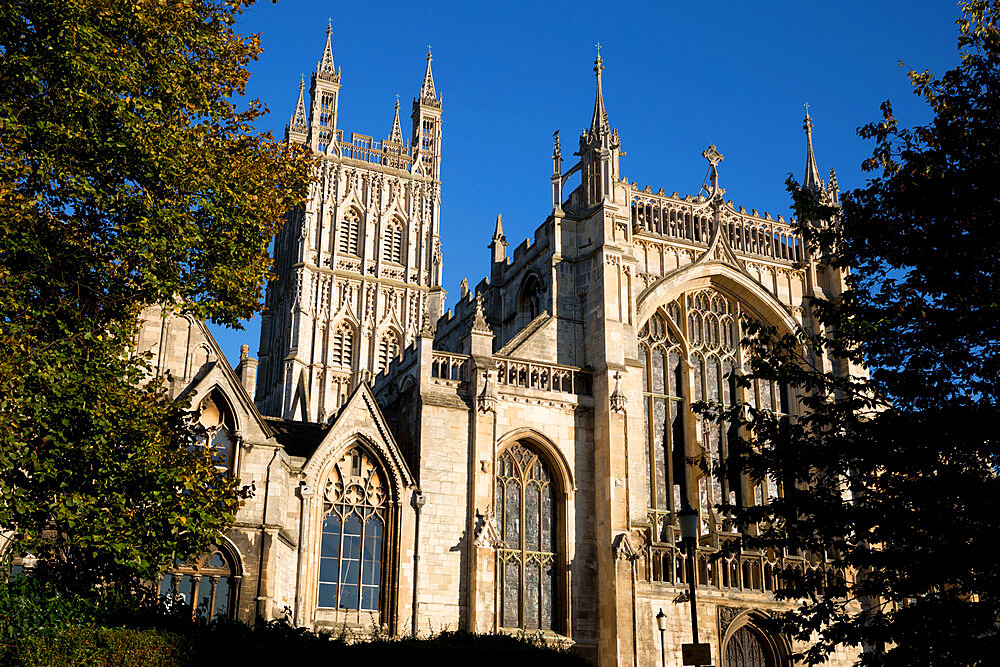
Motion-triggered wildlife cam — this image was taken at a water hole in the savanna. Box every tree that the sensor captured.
[0,0,311,593]
[702,2,1000,664]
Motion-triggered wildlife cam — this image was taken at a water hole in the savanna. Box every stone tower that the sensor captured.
[256,25,446,422]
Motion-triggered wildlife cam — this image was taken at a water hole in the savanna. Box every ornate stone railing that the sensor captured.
[338,133,413,170]
[493,357,592,396]
[630,189,805,264]
[646,529,845,594]
[430,351,468,383]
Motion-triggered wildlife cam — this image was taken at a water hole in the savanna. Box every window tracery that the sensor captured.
[318,447,388,613]
[495,443,558,631]
[339,209,361,256]
[639,288,793,540]
[197,393,235,473]
[331,324,354,370]
[158,546,236,621]
[376,331,399,373]
[382,219,403,264]
[725,623,776,667]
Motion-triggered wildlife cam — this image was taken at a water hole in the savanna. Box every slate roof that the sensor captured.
[263,416,328,459]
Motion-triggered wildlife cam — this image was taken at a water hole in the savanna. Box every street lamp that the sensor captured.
[656,608,667,667]
[677,505,701,652]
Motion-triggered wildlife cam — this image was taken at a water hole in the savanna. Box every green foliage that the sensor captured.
[0,0,311,594]
[697,2,1000,665]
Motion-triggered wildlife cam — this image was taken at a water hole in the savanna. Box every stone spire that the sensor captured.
[287,76,308,141]
[419,46,437,103]
[590,51,610,137]
[490,213,508,268]
[388,96,404,144]
[317,20,337,80]
[802,108,823,192]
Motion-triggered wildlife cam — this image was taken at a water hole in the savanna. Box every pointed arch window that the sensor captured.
[196,392,235,474]
[339,209,361,256]
[331,323,354,370]
[495,443,559,631]
[376,331,399,373]
[382,219,404,264]
[158,545,238,621]
[318,447,388,613]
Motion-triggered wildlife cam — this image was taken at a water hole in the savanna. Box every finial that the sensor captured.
[553,129,561,158]
[594,42,604,74]
[395,93,400,109]
[426,44,433,61]
[326,18,332,36]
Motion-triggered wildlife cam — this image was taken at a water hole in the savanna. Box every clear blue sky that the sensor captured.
[210,0,963,367]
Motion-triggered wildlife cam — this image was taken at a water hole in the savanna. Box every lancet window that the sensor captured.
[338,209,361,256]
[196,392,235,474]
[158,546,237,621]
[495,443,558,631]
[376,331,399,373]
[331,324,354,370]
[318,447,388,613]
[382,219,403,264]
[639,312,686,540]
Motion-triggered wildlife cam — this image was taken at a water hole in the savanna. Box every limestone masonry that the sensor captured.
[135,23,858,667]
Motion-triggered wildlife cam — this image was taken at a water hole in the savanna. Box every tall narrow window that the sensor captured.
[377,331,399,373]
[331,324,354,370]
[382,219,403,264]
[639,311,686,541]
[496,443,558,631]
[197,393,235,473]
[318,447,387,613]
[339,210,361,256]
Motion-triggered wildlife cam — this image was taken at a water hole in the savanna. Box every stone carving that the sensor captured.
[477,369,498,414]
[609,371,627,414]
[473,506,501,549]
[718,605,746,637]
[613,531,639,562]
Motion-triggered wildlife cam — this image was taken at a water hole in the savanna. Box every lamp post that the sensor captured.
[656,608,667,667]
[677,505,701,653]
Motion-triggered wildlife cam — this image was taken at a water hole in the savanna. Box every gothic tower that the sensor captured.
[256,24,446,422]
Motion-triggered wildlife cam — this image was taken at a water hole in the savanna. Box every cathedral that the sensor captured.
[136,23,859,667]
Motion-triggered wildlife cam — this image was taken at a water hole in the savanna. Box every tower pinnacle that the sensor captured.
[388,96,404,144]
[317,21,337,80]
[803,106,823,191]
[288,76,307,137]
[419,46,437,102]
[590,49,610,136]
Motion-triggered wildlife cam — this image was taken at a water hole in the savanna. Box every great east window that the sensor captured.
[639,288,790,540]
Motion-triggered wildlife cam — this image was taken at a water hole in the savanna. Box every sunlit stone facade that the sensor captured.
[132,25,860,667]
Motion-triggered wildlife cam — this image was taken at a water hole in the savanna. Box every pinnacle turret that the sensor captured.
[317,20,339,81]
[802,108,823,192]
[388,96,404,144]
[287,76,308,140]
[419,47,438,104]
[590,52,610,137]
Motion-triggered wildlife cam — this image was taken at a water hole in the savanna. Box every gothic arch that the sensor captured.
[516,271,545,321]
[496,427,575,495]
[636,264,798,338]
[194,384,242,436]
[720,609,791,667]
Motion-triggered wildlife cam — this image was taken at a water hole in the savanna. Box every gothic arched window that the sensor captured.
[382,219,403,264]
[197,392,235,473]
[376,331,399,373]
[639,311,686,540]
[495,443,559,631]
[318,447,388,613]
[158,545,238,622]
[331,323,354,370]
[339,209,361,256]
[518,274,542,321]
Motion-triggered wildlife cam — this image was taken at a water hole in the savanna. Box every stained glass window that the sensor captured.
[496,443,558,631]
[318,447,388,614]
